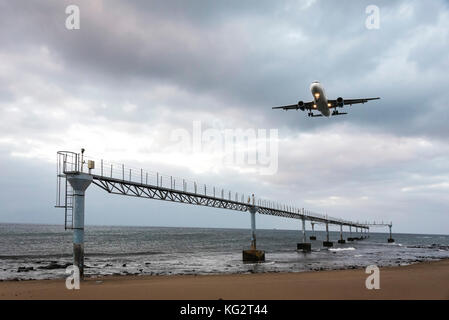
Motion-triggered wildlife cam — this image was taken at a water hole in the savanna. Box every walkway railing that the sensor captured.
[56,151,369,229]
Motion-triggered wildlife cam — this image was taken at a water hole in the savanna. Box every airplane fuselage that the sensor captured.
[272,81,379,116]
[310,82,330,117]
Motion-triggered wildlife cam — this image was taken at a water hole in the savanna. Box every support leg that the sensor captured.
[67,173,93,279]
[338,224,345,244]
[297,218,311,252]
[388,225,395,243]
[243,207,265,262]
[310,222,316,240]
[323,222,333,247]
[250,208,256,250]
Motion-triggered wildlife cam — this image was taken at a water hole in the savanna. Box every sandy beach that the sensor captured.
[0,259,448,300]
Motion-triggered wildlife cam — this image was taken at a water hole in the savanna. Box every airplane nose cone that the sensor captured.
[310,82,320,92]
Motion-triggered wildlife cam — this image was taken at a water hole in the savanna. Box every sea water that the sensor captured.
[0,223,448,280]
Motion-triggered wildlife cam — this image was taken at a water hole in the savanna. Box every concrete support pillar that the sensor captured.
[355,226,359,240]
[297,217,311,252]
[388,225,395,243]
[302,218,306,243]
[310,222,316,240]
[243,206,265,262]
[338,224,345,244]
[323,222,333,247]
[67,173,93,278]
[250,209,256,250]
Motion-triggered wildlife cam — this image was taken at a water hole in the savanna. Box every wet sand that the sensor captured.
[1,259,448,300]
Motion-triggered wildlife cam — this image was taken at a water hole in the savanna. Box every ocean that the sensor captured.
[0,223,448,280]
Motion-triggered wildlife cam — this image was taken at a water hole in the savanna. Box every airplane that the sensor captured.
[272,81,380,117]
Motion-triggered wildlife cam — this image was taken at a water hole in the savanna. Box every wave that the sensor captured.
[0,250,166,260]
[0,253,71,260]
[328,247,356,252]
[407,244,449,250]
[87,251,166,257]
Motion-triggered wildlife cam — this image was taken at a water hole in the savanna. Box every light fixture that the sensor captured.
[314,93,320,99]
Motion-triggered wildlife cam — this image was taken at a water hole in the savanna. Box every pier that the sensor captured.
[56,150,392,277]
[364,222,395,243]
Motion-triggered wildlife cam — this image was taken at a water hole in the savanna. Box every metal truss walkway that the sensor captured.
[55,150,393,276]
[57,151,369,229]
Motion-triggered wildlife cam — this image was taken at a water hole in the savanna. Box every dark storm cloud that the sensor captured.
[0,0,448,233]
[1,0,447,138]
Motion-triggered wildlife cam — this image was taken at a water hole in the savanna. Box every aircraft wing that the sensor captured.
[272,101,315,111]
[327,97,380,108]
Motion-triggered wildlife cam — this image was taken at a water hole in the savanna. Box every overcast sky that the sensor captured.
[0,0,448,234]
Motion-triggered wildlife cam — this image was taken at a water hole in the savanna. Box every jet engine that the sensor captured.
[336,97,344,108]
[298,101,305,111]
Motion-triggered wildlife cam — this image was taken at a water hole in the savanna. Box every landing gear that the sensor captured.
[308,111,323,117]
[331,110,347,116]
